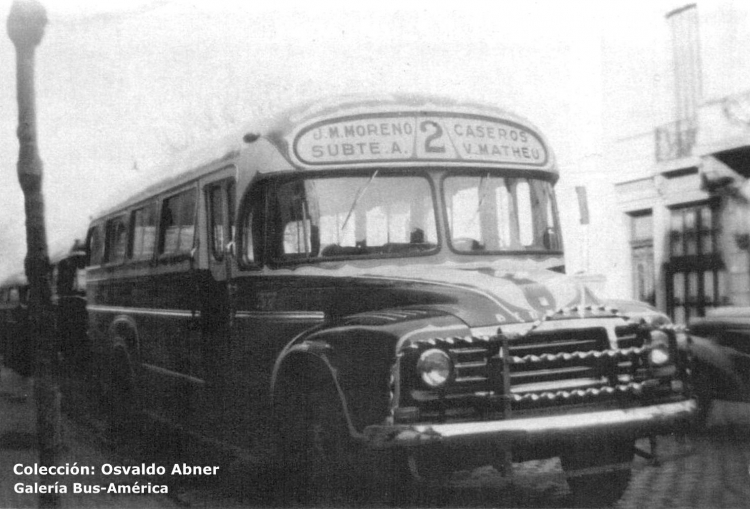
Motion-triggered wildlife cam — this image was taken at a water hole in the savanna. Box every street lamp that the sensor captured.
[7,2,61,508]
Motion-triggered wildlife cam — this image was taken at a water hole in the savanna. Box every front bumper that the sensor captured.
[364,399,696,449]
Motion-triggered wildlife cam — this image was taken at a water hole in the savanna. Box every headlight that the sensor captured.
[649,330,671,366]
[416,348,452,388]
[649,346,670,366]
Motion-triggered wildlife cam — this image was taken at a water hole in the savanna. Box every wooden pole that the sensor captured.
[6,2,62,508]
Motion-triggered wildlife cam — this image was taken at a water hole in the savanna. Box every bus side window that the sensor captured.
[130,202,158,260]
[159,188,197,256]
[104,215,128,264]
[240,183,265,266]
[207,184,225,261]
[75,268,86,294]
[87,225,104,267]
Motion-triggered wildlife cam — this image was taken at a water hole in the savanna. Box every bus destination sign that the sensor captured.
[292,113,549,167]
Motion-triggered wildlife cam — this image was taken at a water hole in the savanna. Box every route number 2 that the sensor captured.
[420,120,446,153]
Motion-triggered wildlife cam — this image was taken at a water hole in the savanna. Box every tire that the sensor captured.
[691,362,717,432]
[367,449,428,507]
[276,376,419,506]
[277,380,362,504]
[106,349,142,441]
[561,439,634,507]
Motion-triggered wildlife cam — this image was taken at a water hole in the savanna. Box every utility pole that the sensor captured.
[7,2,62,508]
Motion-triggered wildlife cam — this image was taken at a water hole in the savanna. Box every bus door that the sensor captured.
[198,169,237,435]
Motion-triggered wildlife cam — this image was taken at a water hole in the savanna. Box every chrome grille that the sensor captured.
[508,327,610,391]
[450,346,490,383]
[616,323,644,348]
[402,322,655,419]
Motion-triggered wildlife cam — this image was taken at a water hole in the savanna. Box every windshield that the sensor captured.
[267,173,438,261]
[443,174,561,253]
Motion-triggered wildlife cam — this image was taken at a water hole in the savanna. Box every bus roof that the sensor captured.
[93,94,556,220]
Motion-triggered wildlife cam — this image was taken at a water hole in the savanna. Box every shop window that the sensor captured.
[666,202,728,324]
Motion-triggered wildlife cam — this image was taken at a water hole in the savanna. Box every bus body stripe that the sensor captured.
[87,305,196,318]
[87,305,325,322]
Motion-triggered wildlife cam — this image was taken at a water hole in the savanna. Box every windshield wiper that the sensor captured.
[341,170,379,231]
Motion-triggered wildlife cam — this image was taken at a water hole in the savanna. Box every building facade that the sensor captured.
[611,2,750,325]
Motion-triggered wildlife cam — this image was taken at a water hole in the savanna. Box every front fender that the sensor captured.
[689,334,750,400]
[689,335,737,376]
[271,308,470,433]
[270,339,335,402]
[271,343,363,438]
[271,329,399,435]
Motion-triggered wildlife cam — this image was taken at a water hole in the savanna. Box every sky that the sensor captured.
[0,0,677,279]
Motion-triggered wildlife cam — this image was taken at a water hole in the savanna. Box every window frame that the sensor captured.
[628,210,656,306]
[157,185,199,261]
[103,214,129,266]
[85,223,105,268]
[205,180,236,263]
[665,200,727,322]
[241,169,441,269]
[441,169,562,255]
[236,178,266,270]
[129,200,159,262]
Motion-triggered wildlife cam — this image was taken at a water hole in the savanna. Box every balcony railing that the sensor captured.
[654,119,697,162]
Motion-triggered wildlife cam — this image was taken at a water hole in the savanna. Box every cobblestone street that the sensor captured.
[620,431,750,509]
[166,404,750,508]
[4,363,750,508]
[415,429,750,509]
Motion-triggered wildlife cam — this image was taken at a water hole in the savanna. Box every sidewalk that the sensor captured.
[0,365,178,509]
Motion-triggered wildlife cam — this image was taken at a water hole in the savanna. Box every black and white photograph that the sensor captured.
[0,1,749,508]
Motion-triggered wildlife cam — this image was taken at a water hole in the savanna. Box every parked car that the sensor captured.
[688,307,750,420]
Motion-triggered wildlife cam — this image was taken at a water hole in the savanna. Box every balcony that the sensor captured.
[655,119,698,162]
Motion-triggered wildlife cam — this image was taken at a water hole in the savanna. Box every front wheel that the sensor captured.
[278,383,363,504]
[561,439,634,507]
[276,379,417,506]
[691,361,719,432]
[105,348,142,442]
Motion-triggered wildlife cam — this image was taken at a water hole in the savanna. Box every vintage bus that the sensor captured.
[0,272,31,377]
[0,243,87,380]
[50,242,89,378]
[84,94,695,506]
